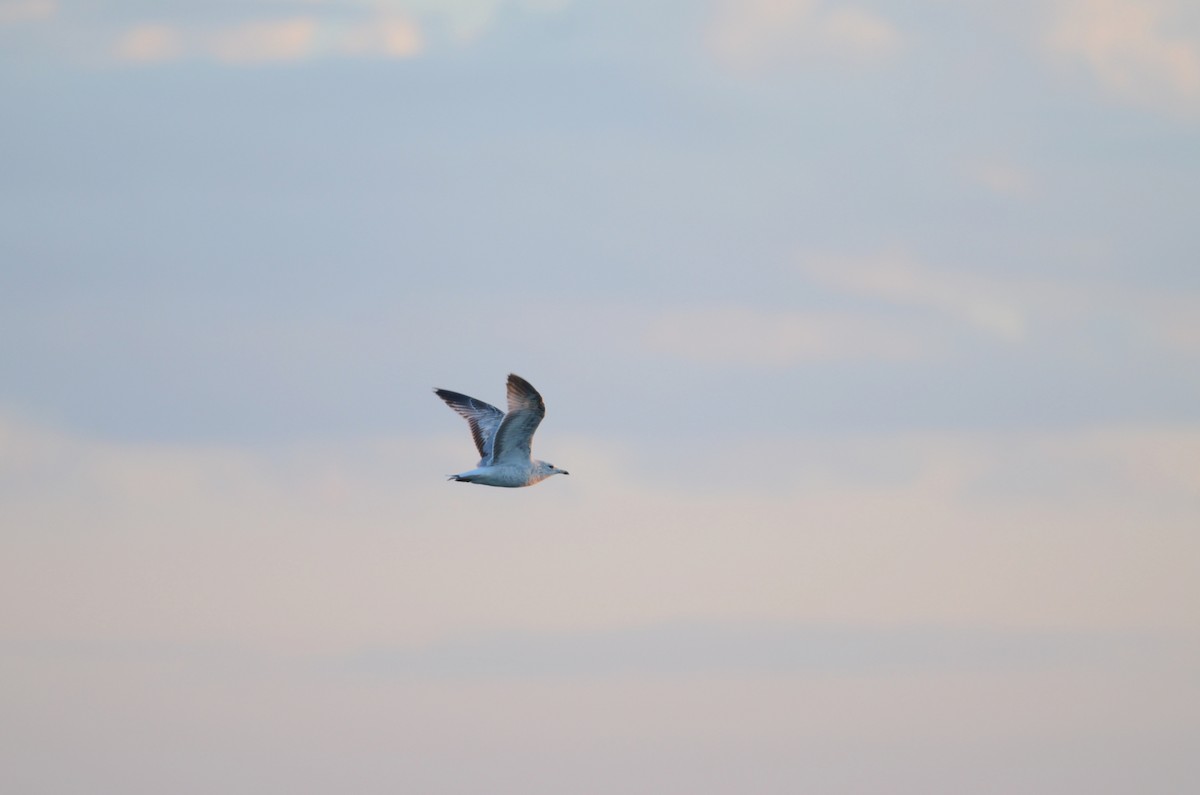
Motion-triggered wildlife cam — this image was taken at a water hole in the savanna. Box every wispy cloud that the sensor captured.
[349,14,423,57]
[208,17,320,63]
[820,6,902,56]
[412,0,570,44]
[1047,0,1200,112]
[1149,315,1200,356]
[4,412,1199,652]
[962,157,1036,198]
[707,0,902,74]
[113,23,184,63]
[648,249,1200,368]
[0,0,55,25]
[800,251,1028,342]
[3,408,1198,788]
[113,14,423,65]
[106,0,571,66]
[644,306,929,366]
[798,248,1200,363]
[1061,425,1200,495]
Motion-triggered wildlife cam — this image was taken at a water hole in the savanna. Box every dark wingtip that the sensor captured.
[506,373,543,407]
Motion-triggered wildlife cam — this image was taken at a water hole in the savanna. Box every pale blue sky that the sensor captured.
[2,1,1199,793]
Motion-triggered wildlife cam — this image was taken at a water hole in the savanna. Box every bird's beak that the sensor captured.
[562,470,570,475]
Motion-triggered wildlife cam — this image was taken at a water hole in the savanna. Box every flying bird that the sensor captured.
[434,373,569,487]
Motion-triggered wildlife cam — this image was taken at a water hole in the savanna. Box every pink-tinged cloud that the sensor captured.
[1150,316,1200,355]
[208,17,318,63]
[800,252,1028,342]
[708,0,902,73]
[4,413,1200,649]
[114,24,185,63]
[800,249,1200,359]
[963,158,1036,197]
[0,0,55,25]
[1048,0,1200,112]
[645,306,930,366]
[820,6,902,56]
[339,15,423,58]
[111,14,426,66]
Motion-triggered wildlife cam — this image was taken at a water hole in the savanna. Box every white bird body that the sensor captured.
[441,463,558,488]
[434,374,568,488]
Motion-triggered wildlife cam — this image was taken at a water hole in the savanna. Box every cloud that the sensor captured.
[113,24,185,63]
[650,251,1200,368]
[1047,0,1200,112]
[820,6,902,55]
[208,17,319,63]
[112,14,424,64]
[797,248,1200,362]
[800,251,1029,341]
[107,0,574,66]
[644,306,930,366]
[708,0,902,73]
[1148,315,1200,355]
[3,412,1199,657]
[320,12,424,59]
[2,411,1198,794]
[1064,425,1200,496]
[962,158,1036,197]
[0,0,55,25]
[362,0,570,44]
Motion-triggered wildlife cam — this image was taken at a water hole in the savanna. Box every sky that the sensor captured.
[2,0,1199,792]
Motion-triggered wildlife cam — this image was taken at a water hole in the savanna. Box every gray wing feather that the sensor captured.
[434,388,504,465]
[492,410,544,464]
[492,374,547,464]
[506,373,546,416]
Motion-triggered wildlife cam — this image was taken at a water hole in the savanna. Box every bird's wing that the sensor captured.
[434,388,505,464]
[505,373,546,416]
[491,374,546,464]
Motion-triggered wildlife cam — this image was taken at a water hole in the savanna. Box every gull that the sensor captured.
[434,373,569,487]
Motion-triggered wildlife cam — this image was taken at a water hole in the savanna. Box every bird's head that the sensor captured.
[535,460,569,478]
